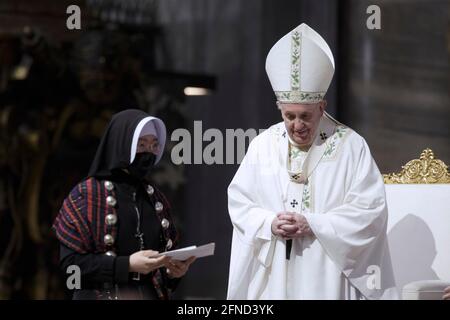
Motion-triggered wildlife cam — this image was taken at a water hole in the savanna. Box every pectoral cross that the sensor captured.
[135,232,145,250]
[132,231,145,281]
[132,193,146,281]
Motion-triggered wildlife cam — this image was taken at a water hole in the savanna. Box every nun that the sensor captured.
[53,109,195,300]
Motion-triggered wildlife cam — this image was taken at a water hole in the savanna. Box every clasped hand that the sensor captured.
[271,212,313,239]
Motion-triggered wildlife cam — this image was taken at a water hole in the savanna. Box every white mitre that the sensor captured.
[265,23,335,104]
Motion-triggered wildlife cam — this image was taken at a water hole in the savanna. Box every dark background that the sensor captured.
[0,0,448,299]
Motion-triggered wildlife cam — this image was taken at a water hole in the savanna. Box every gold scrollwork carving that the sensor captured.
[383,149,450,184]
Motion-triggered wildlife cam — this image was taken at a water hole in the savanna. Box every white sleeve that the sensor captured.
[228,138,277,244]
[303,137,397,299]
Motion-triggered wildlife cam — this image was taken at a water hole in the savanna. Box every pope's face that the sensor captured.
[280,101,326,148]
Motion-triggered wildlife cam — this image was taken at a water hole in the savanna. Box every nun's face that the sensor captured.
[137,134,160,155]
[280,101,325,148]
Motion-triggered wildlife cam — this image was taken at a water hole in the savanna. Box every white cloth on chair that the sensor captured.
[402,280,450,300]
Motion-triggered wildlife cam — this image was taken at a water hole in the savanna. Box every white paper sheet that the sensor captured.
[157,242,215,261]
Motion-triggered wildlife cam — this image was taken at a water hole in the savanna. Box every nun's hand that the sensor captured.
[166,257,196,279]
[443,286,450,300]
[129,250,170,274]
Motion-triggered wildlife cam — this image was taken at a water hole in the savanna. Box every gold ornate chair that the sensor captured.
[384,149,450,299]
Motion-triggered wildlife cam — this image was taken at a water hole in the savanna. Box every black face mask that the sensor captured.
[128,152,156,181]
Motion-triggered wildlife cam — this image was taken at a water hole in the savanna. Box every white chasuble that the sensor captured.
[227,113,398,300]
